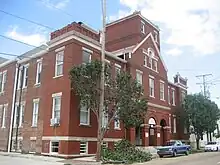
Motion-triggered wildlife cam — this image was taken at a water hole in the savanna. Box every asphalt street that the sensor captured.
[0,152,220,165]
[143,152,220,165]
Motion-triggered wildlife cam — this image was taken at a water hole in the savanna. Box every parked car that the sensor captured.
[157,140,191,158]
[204,142,220,152]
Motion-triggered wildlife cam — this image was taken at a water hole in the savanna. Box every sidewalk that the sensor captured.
[0,152,64,163]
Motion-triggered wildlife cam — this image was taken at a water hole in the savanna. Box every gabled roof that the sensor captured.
[132,32,168,72]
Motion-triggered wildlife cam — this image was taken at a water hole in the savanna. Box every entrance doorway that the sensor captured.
[135,126,142,146]
[160,119,167,146]
[148,118,156,146]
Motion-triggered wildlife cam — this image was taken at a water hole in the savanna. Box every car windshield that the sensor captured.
[166,141,176,146]
[207,142,217,145]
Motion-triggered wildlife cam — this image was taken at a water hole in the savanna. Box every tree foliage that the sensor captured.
[69,60,148,137]
[178,93,220,149]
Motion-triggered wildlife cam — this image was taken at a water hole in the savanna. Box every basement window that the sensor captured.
[50,141,59,154]
[80,141,88,154]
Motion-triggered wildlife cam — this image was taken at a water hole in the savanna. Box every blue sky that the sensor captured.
[0,0,220,106]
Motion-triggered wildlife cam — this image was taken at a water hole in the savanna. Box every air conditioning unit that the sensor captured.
[50,118,60,126]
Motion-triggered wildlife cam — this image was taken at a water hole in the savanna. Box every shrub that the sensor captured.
[102,140,152,164]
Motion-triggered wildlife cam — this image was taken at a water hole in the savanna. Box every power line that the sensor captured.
[196,74,213,98]
[0,9,54,30]
[34,0,74,18]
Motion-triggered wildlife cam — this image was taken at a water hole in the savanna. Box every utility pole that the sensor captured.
[96,0,106,162]
[196,74,212,98]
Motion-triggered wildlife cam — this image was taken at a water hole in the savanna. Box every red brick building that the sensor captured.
[0,11,188,157]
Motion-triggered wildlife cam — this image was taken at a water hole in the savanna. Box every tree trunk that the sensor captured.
[206,132,209,142]
[96,125,102,162]
[196,138,200,150]
[209,132,212,142]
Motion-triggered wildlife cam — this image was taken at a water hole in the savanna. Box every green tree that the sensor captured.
[69,60,148,161]
[179,94,220,149]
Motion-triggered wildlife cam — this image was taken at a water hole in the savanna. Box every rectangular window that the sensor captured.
[13,104,25,127]
[173,117,177,133]
[172,89,175,105]
[80,105,90,125]
[52,93,62,119]
[32,99,39,127]
[141,21,145,34]
[168,86,170,104]
[80,141,88,154]
[102,106,108,128]
[154,61,158,72]
[149,77,154,97]
[50,141,59,154]
[144,55,147,67]
[160,81,165,100]
[1,105,6,128]
[36,60,42,84]
[23,66,28,88]
[114,110,120,129]
[169,115,171,133]
[102,142,108,150]
[0,71,7,93]
[82,48,92,64]
[149,58,153,69]
[136,70,143,85]
[55,51,64,77]
[115,64,121,77]
[181,91,186,102]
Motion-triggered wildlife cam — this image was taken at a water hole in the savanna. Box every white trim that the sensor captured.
[33,98,40,103]
[55,46,65,53]
[80,141,88,155]
[12,136,23,140]
[8,65,19,152]
[105,59,110,63]
[160,80,165,83]
[132,33,168,72]
[115,63,121,68]
[42,136,122,142]
[148,102,171,110]
[48,30,127,63]
[149,75,155,79]
[41,152,95,157]
[18,50,47,64]
[37,58,43,63]
[30,137,37,141]
[52,92,62,97]
[143,48,158,61]
[50,140,59,155]
[111,45,135,55]
[0,59,16,68]
[136,69,143,74]
[82,47,93,54]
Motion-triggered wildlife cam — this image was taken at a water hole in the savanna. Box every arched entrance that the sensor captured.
[160,119,167,146]
[148,118,156,146]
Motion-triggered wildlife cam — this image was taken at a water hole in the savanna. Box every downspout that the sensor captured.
[7,62,20,152]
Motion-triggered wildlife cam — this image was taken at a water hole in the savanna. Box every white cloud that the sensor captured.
[5,26,47,46]
[112,0,220,56]
[166,48,182,56]
[41,0,70,9]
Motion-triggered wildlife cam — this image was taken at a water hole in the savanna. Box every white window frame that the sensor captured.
[50,141,59,154]
[13,103,25,128]
[52,93,62,119]
[80,141,88,155]
[80,104,90,125]
[144,55,147,67]
[55,51,64,77]
[173,117,177,133]
[136,70,143,85]
[0,70,7,93]
[141,20,145,34]
[169,114,171,133]
[168,86,170,104]
[35,59,42,85]
[1,104,7,128]
[22,65,29,88]
[32,99,39,127]
[159,81,165,101]
[149,76,155,97]
[82,47,92,64]
[172,89,176,106]
[149,57,153,69]
[154,60,158,72]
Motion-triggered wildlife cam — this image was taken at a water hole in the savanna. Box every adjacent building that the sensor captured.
[0,11,188,157]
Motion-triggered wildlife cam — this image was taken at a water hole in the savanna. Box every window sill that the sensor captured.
[34,83,41,87]
[160,99,165,102]
[50,124,60,127]
[79,124,91,127]
[114,128,121,130]
[143,65,158,73]
[150,95,155,98]
[1,126,6,129]
[53,75,63,79]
